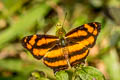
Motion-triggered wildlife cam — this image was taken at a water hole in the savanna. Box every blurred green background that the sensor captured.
[0,0,120,80]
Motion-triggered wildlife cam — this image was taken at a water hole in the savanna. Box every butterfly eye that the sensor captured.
[56,22,62,27]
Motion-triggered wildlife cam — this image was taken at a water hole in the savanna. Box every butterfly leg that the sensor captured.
[62,47,71,69]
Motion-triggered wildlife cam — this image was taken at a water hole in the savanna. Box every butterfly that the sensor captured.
[21,22,101,72]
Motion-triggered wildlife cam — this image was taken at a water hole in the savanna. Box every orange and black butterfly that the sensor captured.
[21,22,101,72]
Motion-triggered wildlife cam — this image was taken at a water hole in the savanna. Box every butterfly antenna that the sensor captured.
[62,12,67,28]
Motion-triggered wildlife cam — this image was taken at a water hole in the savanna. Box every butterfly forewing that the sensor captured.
[65,22,101,67]
[22,34,58,59]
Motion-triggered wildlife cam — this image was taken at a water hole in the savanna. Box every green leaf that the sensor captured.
[75,66,105,80]
[56,71,69,80]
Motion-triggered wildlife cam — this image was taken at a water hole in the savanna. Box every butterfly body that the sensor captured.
[21,22,101,72]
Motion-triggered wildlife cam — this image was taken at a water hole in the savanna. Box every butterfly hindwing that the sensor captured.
[22,34,58,59]
[43,43,68,72]
[66,22,101,47]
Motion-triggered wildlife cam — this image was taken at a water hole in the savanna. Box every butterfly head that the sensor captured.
[56,22,66,39]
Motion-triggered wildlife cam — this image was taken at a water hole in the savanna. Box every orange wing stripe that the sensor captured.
[37,38,57,46]
[70,50,88,63]
[84,24,94,33]
[86,36,94,44]
[26,43,32,49]
[29,35,37,45]
[37,38,46,46]
[45,48,63,58]
[24,37,27,43]
[67,30,87,38]
[44,59,67,67]
[33,48,48,56]
[93,29,98,35]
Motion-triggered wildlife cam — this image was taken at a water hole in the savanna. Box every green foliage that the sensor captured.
[55,66,105,80]
[29,66,105,80]
[75,66,105,80]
